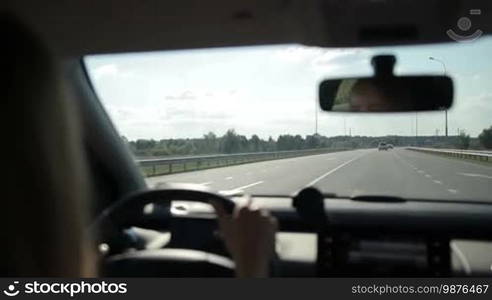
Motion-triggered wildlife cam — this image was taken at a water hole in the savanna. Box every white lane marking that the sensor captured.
[234,181,264,190]
[199,182,212,185]
[395,151,446,187]
[451,243,472,275]
[326,158,336,161]
[394,153,445,186]
[393,151,422,172]
[225,177,233,180]
[393,151,422,171]
[219,181,265,195]
[448,189,458,194]
[218,190,243,196]
[457,172,492,180]
[306,155,364,187]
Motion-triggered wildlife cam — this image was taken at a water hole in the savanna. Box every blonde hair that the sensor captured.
[2,15,95,276]
[334,79,358,105]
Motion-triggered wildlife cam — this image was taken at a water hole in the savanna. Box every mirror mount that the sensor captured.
[371,55,396,78]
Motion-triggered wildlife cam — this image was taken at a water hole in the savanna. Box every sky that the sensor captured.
[85,37,492,140]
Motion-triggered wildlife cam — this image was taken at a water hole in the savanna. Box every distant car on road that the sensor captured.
[387,144,394,149]
[378,142,389,151]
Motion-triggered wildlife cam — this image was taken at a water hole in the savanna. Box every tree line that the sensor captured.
[123,126,492,158]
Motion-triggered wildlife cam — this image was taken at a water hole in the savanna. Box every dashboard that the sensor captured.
[111,193,492,277]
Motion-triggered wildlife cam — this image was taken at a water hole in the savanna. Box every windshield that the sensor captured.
[85,39,492,201]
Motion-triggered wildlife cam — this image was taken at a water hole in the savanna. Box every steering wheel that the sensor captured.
[91,183,237,277]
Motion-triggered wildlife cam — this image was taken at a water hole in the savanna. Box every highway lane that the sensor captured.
[146,149,368,194]
[145,148,492,201]
[393,149,492,201]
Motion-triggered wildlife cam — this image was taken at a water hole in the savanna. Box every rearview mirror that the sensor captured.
[319,55,453,112]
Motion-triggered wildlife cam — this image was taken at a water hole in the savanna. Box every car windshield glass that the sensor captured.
[85,39,492,201]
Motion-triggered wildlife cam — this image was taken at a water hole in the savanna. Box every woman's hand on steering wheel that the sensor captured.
[211,197,278,278]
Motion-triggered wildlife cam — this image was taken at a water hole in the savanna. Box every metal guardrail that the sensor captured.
[136,148,348,176]
[406,147,492,162]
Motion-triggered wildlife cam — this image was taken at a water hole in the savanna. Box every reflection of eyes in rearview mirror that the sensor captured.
[319,76,454,113]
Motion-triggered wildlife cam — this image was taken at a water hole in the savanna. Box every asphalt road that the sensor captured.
[145,148,492,202]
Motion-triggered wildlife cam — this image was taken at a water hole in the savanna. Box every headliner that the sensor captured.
[4,0,492,57]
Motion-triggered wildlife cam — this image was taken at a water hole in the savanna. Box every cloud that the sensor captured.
[165,90,196,100]
[274,46,372,74]
[311,49,374,77]
[274,45,324,62]
[86,42,492,139]
[312,49,371,67]
[91,64,136,80]
[92,64,119,79]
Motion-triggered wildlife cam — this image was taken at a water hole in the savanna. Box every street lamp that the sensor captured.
[429,56,448,137]
[344,117,347,136]
[429,56,447,74]
[315,103,318,135]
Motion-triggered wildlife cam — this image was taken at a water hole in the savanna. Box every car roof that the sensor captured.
[4,0,492,57]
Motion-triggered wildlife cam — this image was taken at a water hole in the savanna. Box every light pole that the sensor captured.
[343,117,347,136]
[429,56,448,137]
[315,104,318,135]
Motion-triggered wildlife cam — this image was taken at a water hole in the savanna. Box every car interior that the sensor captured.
[4,0,492,277]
